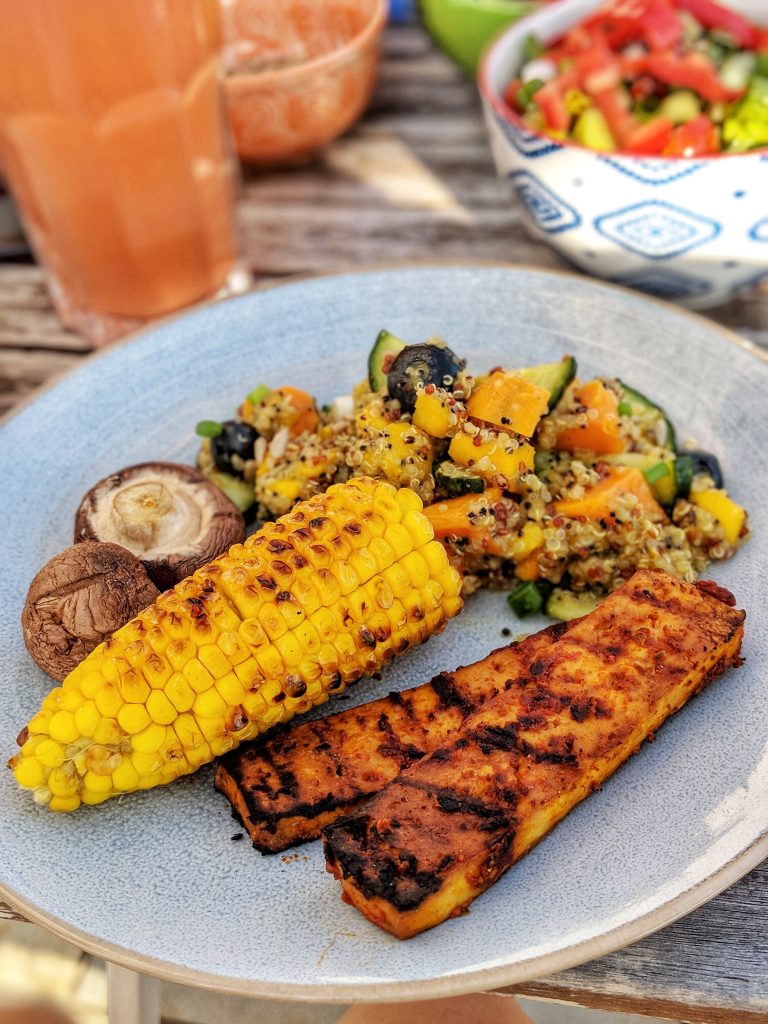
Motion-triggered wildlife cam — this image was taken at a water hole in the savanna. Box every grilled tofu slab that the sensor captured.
[215,623,568,852]
[323,570,745,938]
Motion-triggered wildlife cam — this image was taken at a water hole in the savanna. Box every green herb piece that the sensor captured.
[523,33,545,63]
[246,383,270,405]
[517,78,545,109]
[507,580,545,618]
[643,461,671,485]
[195,419,223,438]
[617,400,633,416]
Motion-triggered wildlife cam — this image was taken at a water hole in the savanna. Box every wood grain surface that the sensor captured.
[1,21,767,1023]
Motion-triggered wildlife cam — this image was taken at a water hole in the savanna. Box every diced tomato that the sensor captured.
[641,1,683,50]
[534,80,570,132]
[663,114,721,156]
[757,28,768,52]
[673,0,758,50]
[625,116,675,153]
[646,50,745,103]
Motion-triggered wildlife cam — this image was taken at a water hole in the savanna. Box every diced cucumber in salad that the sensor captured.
[503,0,768,155]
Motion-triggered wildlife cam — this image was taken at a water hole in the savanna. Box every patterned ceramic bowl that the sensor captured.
[221,0,387,167]
[478,0,768,309]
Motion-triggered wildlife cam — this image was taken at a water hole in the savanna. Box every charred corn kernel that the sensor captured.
[10,480,462,811]
[143,654,172,689]
[146,691,176,726]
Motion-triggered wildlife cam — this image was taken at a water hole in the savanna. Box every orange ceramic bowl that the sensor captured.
[222,0,387,167]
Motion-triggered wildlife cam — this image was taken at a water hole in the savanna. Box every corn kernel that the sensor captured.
[84,771,113,795]
[239,617,268,651]
[131,751,163,776]
[136,772,164,790]
[384,523,414,557]
[382,561,411,597]
[146,691,176,725]
[112,759,140,791]
[166,638,196,671]
[49,795,81,812]
[87,746,121,776]
[81,791,112,805]
[274,631,304,668]
[132,723,167,754]
[119,670,150,704]
[48,711,79,744]
[173,713,204,750]
[14,758,44,789]
[80,671,106,699]
[214,672,248,708]
[143,654,172,689]
[244,688,272,720]
[395,488,423,515]
[217,632,250,666]
[209,734,237,757]
[165,673,195,713]
[93,718,123,746]
[60,691,82,712]
[348,547,379,585]
[183,659,215,693]
[193,687,227,719]
[95,684,122,719]
[258,605,288,642]
[196,644,229,679]
[27,713,51,736]
[255,645,284,681]
[36,739,65,769]
[196,715,227,742]
[185,742,213,769]
[401,550,430,588]
[233,659,265,689]
[368,536,395,571]
[117,703,151,735]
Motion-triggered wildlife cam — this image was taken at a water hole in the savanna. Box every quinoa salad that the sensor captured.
[195,332,748,620]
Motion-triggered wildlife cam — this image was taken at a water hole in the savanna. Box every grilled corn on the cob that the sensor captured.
[10,478,462,812]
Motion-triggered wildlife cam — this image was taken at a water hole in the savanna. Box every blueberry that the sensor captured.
[211,420,259,476]
[387,343,465,411]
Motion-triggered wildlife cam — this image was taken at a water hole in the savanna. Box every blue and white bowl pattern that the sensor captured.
[480,0,768,309]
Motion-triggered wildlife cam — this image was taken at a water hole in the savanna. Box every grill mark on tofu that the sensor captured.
[214,626,566,852]
[323,569,746,938]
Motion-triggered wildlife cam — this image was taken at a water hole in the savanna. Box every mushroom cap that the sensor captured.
[21,541,159,681]
[74,462,246,589]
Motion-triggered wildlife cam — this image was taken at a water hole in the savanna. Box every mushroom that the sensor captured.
[74,462,246,589]
[21,541,159,681]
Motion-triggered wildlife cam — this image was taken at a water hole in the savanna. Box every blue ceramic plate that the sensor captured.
[1,267,767,1001]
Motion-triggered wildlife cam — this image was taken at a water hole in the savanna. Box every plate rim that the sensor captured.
[2,262,767,1002]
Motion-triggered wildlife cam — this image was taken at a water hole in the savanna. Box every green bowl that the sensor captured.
[418,0,539,76]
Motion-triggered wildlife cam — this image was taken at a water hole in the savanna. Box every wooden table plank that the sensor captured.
[1,21,767,1024]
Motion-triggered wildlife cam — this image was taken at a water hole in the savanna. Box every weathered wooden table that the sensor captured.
[1,22,767,1024]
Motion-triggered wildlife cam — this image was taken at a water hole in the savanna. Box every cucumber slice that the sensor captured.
[368,330,407,392]
[208,470,256,515]
[545,588,600,622]
[617,382,677,451]
[434,461,485,497]
[673,454,695,501]
[519,356,576,409]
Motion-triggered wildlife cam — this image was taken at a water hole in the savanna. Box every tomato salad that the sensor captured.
[504,0,768,156]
